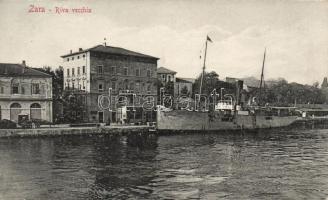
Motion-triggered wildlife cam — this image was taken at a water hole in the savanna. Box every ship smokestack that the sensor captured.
[235,80,244,106]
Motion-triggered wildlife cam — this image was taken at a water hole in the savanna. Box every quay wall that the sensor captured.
[0,126,149,138]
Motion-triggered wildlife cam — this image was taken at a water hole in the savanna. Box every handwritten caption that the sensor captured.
[28,5,92,14]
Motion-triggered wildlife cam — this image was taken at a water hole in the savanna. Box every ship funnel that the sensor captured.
[235,80,244,106]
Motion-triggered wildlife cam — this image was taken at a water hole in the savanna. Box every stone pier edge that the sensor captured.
[0,126,151,138]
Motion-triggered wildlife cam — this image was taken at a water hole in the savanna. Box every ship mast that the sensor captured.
[258,48,266,106]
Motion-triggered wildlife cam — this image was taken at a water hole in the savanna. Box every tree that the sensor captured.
[181,85,189,95]
[193,71,219,96]
[250,78,327,106]
[164,81,174,96]
[61,91,85,123]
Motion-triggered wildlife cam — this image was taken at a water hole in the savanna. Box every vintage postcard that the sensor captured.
[0,0,327,199]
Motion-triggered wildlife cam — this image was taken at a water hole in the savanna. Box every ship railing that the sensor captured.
[215,100,234,110]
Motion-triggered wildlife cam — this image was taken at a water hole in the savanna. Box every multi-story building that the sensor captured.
[0,61,53,123]
[157,67,194,97]
[157,67,176,84]
[61,44,158,123]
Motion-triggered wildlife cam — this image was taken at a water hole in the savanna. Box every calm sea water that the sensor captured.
[0,129,328,200]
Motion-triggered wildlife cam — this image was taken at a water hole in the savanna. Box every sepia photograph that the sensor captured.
[0,0,328,199]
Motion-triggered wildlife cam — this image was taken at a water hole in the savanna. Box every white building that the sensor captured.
[0,61,53,123]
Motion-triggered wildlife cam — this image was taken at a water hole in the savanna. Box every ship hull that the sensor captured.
[157,110,298,131]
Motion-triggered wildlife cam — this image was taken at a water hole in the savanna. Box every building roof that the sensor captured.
[176,77,195,83]
[157,67,177,74]
[61,45,159,60]
[297,108,328,112]
[225,77,242,83]
[0,63,51,77]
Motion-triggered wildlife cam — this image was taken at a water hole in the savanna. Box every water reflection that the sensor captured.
[0,129,328,199]
[89,134,159,199]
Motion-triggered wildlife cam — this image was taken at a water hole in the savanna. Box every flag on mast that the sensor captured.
[207,35,213,42]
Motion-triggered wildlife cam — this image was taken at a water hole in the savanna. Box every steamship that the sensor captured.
[156,38,299,132]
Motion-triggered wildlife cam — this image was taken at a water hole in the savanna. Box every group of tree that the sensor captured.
[192,71,328,106]
[256,78,327,106]
[156,79,174,96]
[192,71,237,97]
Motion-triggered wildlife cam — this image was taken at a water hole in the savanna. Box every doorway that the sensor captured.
[98,112,104,123]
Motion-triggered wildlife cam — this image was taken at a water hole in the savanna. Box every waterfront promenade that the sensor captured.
[0,125,151,138]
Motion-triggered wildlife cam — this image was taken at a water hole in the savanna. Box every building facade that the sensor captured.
[0,62,53,123]
[157,67,176,84]
[61,45,158,123]
[174,77,194,97]
[157,67,193,97]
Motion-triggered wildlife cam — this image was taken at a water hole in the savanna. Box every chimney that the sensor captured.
[22,60,26,73]
[70,50,73,54]
[79,48,83,52]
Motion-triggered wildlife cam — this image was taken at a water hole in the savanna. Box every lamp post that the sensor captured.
[220,88,225,101]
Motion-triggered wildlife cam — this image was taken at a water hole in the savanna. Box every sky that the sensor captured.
[0,0,327,84]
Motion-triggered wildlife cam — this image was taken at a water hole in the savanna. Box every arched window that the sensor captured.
[10,103,22,122]
[30,103,41,108]
[11,103,21,108]
[30,103,41,120]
